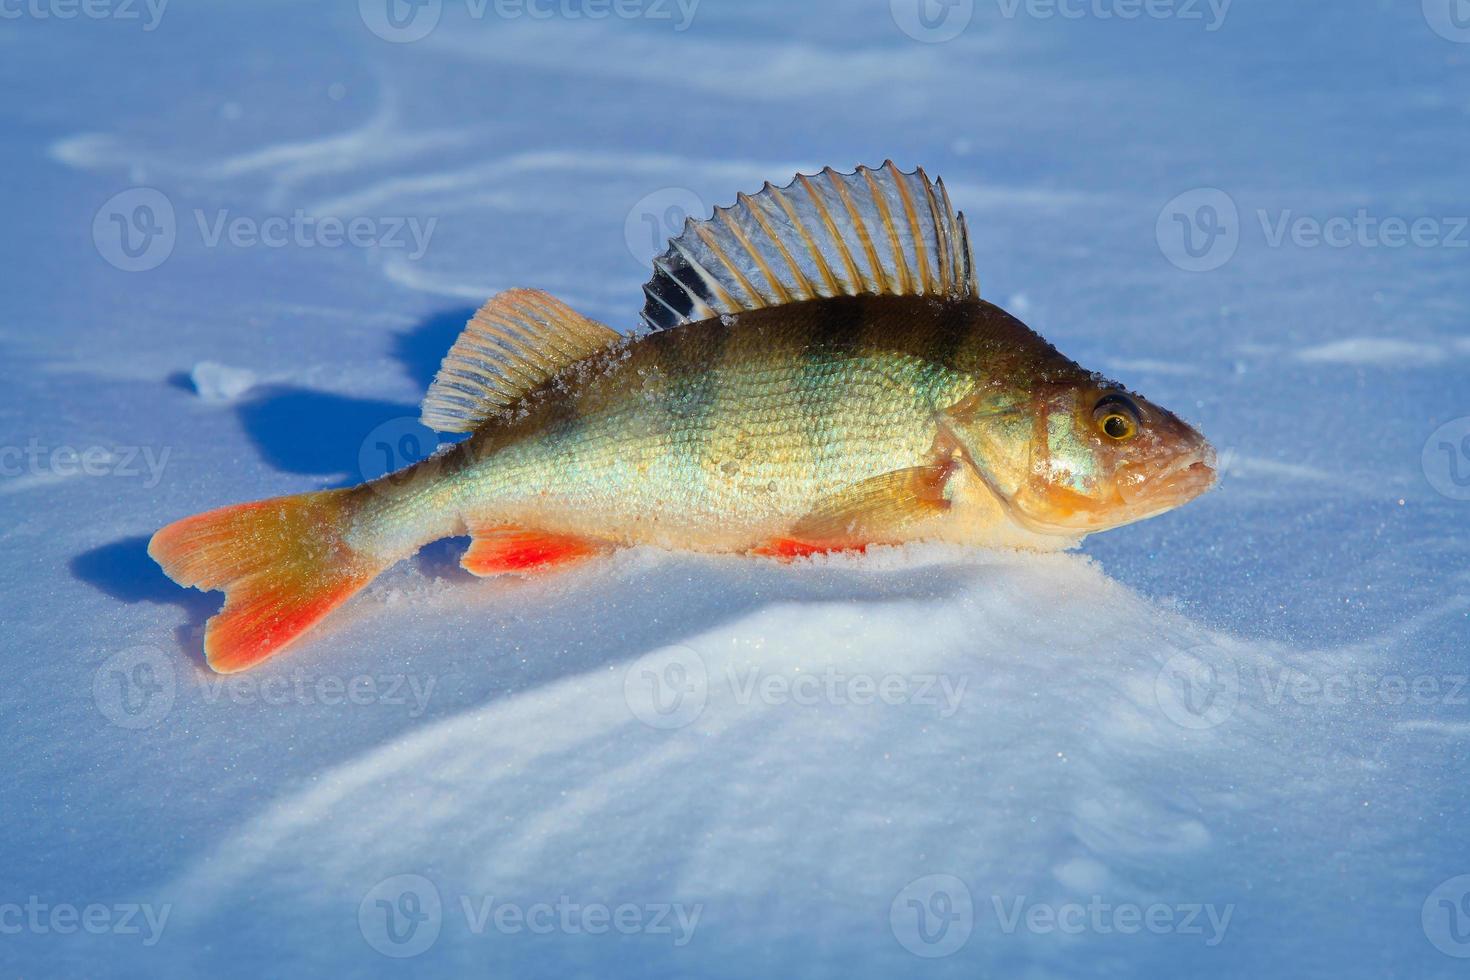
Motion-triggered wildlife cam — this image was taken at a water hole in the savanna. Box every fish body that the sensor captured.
[361,294,1070,554]
[151,163,1216,673]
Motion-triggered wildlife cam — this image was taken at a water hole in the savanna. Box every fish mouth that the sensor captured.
[1116,446,1218,516]
[973,437,1218,537]
[991,448,1217,537]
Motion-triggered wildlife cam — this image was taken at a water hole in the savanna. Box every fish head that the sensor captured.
[954,379,1217,536]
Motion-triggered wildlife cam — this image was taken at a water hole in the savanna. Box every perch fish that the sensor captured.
[150,162,1217,672]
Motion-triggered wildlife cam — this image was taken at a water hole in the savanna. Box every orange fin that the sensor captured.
[751,538,869,561]
[149,488,386,674]
[462,524,607,576]
[788,463,953,545]
[750,465,953,561]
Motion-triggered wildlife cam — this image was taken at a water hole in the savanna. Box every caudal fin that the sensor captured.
[149,488,386,673]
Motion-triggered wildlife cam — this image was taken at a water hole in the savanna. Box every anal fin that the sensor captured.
[462,524,607,576]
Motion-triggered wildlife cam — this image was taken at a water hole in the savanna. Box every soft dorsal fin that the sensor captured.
[638,161,977,332]
[421,288,620,433]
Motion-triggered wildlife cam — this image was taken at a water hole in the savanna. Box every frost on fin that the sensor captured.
[750,539,868,560]
[421,288,620,433]
[638,161,978,331]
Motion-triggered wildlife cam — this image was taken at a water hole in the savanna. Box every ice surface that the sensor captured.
[2,1,1468,977]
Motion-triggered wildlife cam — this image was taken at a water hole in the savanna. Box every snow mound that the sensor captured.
[122,545,1433,978]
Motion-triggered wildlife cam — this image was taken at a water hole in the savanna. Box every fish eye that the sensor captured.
[1092,393,1140,442]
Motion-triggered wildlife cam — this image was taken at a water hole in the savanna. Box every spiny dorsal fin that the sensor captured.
[638,161,977,332]
[421,288,620,433]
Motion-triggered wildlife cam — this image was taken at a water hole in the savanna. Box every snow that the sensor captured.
[3,0,1469,977]
[187,362,259,403]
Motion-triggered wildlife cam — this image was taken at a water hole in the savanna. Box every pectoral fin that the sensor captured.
[753,463,954,559]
